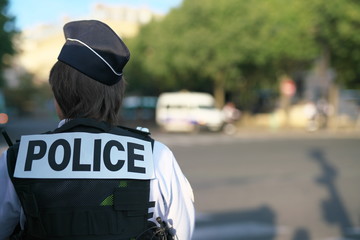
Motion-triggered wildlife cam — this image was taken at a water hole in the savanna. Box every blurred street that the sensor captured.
[153,129,360,240]
[1,117,360,240]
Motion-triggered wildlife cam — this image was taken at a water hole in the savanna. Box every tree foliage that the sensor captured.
[126,0,360,106]
[3,72,52,116]
[0,0,16,87]
[310,0,360,89]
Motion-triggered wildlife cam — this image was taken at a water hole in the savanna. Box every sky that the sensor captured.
[8,0,183,30]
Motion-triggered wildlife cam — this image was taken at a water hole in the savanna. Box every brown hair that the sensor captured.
[49,61,126,125]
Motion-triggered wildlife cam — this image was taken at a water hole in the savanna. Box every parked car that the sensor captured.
[156,91,224,132]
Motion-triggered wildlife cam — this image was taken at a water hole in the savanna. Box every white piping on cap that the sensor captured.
[66,38,123,77]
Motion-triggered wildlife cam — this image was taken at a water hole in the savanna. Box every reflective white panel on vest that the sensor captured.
[14,133,155,179]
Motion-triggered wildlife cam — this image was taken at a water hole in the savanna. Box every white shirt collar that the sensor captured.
[58,119,71,128]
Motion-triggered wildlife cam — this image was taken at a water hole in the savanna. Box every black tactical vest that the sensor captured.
[7,119,156,240]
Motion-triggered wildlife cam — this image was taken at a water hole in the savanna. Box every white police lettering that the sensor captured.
[14,133,154,179]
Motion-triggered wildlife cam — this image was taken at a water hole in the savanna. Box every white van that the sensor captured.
[156,91,224,132]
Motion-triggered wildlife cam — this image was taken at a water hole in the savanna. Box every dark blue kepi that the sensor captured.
[58,20,130,86]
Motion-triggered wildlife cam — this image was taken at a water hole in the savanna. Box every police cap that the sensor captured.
[58,20,130,86]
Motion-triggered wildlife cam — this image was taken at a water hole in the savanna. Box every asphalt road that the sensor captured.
[153,131,360,240]
[2,118,360,240]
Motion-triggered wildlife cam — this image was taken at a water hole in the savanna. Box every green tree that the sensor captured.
[310,0,360,89]
[128,0,319,106]
[0,0,17,87]
[4,72,52,116]
[127,0,360,107]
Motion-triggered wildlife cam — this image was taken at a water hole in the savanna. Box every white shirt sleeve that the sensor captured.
[0,150,22,240]
[150,141,195,240]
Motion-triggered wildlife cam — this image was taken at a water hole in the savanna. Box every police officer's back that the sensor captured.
[0,20,194,240]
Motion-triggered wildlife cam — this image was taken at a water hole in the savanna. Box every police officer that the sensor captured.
[0,20,194,240]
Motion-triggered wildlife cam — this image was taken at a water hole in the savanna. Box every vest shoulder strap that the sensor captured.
[7,142,20,181]
[51,118,155,149]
